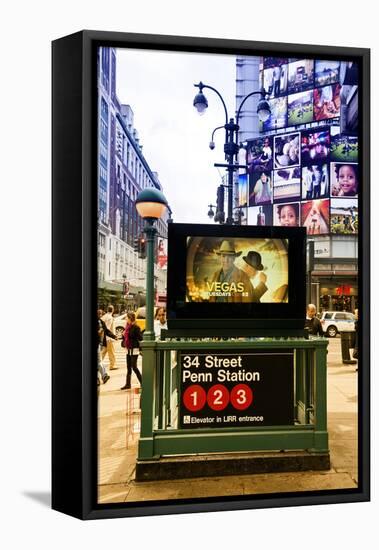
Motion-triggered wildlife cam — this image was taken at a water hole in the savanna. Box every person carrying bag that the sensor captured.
[120,312,142,390]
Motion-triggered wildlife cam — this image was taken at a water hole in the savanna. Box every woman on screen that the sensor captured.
[250,172,272,205]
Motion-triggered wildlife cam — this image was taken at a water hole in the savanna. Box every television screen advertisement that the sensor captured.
[249,171,273,206]
[273,167,301,203]
[247,205,273,227]
[301,199,330,235]
[330,128,358,162]
[261,96,287,132]
[273,202,300,227]
[247,136,273,173]
[315,60,340,87]
[185,236,289,304]
[287,90,314,125]
[287,59,314,93]
[313,84,341,121]
[167,223,306,325]
[330,162,358,197]
[330,198,358,234]
[301,128,330,164]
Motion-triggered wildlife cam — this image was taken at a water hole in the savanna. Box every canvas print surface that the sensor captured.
[96,45,360,506]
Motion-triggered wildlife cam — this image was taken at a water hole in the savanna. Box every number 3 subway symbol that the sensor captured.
[230,384,253,410]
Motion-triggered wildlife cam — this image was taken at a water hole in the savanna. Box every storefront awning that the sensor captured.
[98,280,145,294]
[312,271,357,277]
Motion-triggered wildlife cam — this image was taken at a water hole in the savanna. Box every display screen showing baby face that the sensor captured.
[338,165,357,195]
[279,205,298,226]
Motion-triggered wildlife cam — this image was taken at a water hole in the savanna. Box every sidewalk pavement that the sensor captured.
[98,338,358,504]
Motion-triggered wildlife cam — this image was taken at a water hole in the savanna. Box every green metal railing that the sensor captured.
[138,338,328,461]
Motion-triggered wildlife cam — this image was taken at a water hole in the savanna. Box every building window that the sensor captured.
[99,142,107,168]
[100,119,108,144]
[99,233,106,248]
[101,48,110,92]
[101,97,108,121]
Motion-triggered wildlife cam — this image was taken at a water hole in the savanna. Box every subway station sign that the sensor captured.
[180,350,294,429]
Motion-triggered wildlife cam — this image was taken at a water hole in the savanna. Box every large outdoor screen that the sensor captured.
[250,55,360,236]
[185,236,289,304]
[167,223,306,326]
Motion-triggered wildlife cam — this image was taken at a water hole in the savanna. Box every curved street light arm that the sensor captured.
[211,125,225,142]
[235,89,266,150]
[236,89,266,127]
[194,81,229,125]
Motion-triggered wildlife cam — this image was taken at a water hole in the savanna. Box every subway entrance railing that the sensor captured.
[137,337,329,466]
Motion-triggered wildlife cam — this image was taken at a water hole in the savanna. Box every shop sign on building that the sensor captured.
[314,239,331,258]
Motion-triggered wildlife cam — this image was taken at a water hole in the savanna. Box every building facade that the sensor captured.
[97,47,169,311]
[235,56,358,313]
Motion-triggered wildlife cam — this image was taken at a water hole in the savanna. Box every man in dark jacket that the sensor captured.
[305,304,324,336]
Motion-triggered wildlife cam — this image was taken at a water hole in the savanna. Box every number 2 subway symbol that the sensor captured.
[207,384,229,411]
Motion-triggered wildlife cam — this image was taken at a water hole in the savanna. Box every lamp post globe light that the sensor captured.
[135,187,168,341]
[193,81,271,225]
[207,203,216,219]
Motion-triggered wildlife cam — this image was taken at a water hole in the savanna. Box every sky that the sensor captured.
[115,48,237,224]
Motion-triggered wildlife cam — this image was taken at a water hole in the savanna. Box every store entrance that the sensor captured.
[320,293,357,313]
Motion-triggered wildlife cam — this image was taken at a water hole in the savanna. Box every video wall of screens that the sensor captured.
[244,55,359,236]
[246,126,358,235]
[259,58,358,134]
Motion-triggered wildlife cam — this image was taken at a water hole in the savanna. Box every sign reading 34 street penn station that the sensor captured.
[179,350,294,429]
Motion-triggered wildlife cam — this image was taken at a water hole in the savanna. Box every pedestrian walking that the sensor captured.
[101,305,117,370]
[121,312,142,390]
[97,309,116,384]
[305,304,324,336]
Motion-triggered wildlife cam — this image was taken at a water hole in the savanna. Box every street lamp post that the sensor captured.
[207,203,216,220]
[193,81,271,224]
[135,188,168,341]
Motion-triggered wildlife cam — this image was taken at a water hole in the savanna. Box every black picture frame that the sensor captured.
[52,30,370,520]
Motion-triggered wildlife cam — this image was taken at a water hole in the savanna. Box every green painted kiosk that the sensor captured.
[136,223,329,480]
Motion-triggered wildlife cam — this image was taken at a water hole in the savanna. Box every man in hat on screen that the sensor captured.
[241,251,268,303]
[209,240,253,303]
